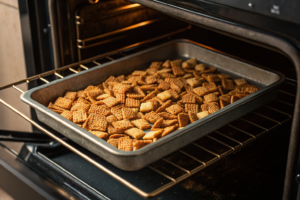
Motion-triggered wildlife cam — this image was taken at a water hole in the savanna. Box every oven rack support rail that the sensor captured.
[0,44,295,198]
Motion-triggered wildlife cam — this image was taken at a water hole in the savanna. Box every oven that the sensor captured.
[0,0,299,199]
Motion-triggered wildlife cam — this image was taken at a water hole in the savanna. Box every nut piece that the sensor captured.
[124,128,145,139]
[197,111,210,119]
[143,130,164,140]
[157,91,172,102]
[140,102,154,113]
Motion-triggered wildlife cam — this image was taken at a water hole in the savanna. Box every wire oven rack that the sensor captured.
[0,36,296,198]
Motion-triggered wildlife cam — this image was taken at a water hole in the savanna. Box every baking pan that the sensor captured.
[21,39,285,171]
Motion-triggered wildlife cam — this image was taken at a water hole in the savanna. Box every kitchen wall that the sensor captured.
[0,0,32,132]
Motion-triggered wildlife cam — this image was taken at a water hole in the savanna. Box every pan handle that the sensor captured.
[0,130,54,143]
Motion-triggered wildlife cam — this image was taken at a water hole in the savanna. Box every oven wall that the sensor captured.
[0,0,31,132]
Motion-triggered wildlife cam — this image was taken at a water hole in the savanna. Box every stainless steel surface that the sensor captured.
[20,39,285,171]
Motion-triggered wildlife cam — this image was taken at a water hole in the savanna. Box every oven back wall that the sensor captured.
[0,0,31,132]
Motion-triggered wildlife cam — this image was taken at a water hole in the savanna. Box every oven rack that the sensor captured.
[0,41,295,198]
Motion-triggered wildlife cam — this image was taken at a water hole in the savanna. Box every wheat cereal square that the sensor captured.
[49,108,64,114]
[54,97,73,110]
[156,100,172,113]
[218,85,227,95]
[178,113,190,127]
[142,111,162,123]
[161,119,178,128]
[219,95,231,102]
[140,102,154,113]
[61,110,73,121]
[231,95,244,103]
[234,78,247,86]
[165,104,184,115]
[157,68,172,74]
[73,110,88,123]
[107,138,119,148]
[140,89,157,102]
[124,128,145,139]
[87,114,107,131]
[183,85,193,93]
[64,91,77,101]
[143,130,163,140]
[236,84,259,94]
[133,86,145,96]
[188,112,198,123]
[133,139,152,148]
[77,90,85,98]
[122,107,137,120]
[221,79,236,91]
[106,115,118,124]
[171,65,185,76]
[132,70,147,76]
[220,99,230,108]
[105,76,116,83]
[180,93,196,104]
[207,102,220,114]
[125,98,140,108]
[203,93,219,103]
[113,83,132,94]
[170,83,181,94]
[112,120,134,131]
[118,137,133,151]
[167,89,179,101]
[149,61,163,70]
[193,87,210,96]
[145,75,157,84]
[202,74,221,82]
[109,134,129,139]
[102,97,120,107]
[48,102,65,113]
[137,112,144,119]
[186,77,200,88]
[96,94,112,100]
[126,93,144,99]
[197,111,210,119]
[107,124,123,135]
[218,74,232,79]
[182,73,193,79]
[161,125,176,137]
[115,75,125,82]
[158,81,171,90]
[88,104,111,116]
[185,104,199,113]
[203,82,218,93]
[131,119,151,130]
[160,72,176,78]
[201,103,209,112]
[158,112,178,119]
[195,64,207,72]
[84,86,103,99]
[152,117,164,129]
[156,91,171,102]
[140,84,157,91]
[146,68,158,75]
[115,93,125,104]
[162,60,171,68]
[89,131,108,139]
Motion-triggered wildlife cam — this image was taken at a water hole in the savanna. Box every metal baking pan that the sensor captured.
[21,39,285,171]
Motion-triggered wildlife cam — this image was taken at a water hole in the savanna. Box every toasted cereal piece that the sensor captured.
[182,61,193,69]
[203,93,219,103]
[132,70,147,76]
[201,103,209,112]
[207,102,220,114]
[88,104,111,116]
[156,100,172,113]
[115,93,125,104]
[122,107,137,120]
[158,112,178,119]
[195,63,207,72]
[158,81,171,90]
[197,111,210,119]
[146,68,158,75]
[170,83,181,94]
[109,134,129,139]
[113,83,132,94]
[171,59,182,67]
[231,95,246,103]
[131,108,139,114]
[193,87,210,97]
[152,117,164,129]
[131,119,151,130]
[185,104,199,113]
[107,124,123,135]
[143,130,163,140]
[90,131,108,139]
[165,104,184,115]
[125,98,140,108]
[106,115,118,124]
[186,78,201,88]
[87,114,107,131]
[127,76,142,84]
[218,85,227,95]
[161,125,176,137]
[48,102,65,112]
[160,72,176,79]
[139,102,154,113]
[234,78,247,86]
[118,137,133,151]
[96,94,112,100]
[61,110,73,121]
[126,93,144,99]
[203,82,218,93]
[143,111,162,124]
[228,90,238,95]
[73,110,88,123]
[162,60,171,68]
[193,95,203,104]
[188,112,198,123]
[161,119,178,128]
[77,90,85,98]
[219,95,231,102]
[186,58,197,67]
[124,128,145,139]
[115,75,125,83]
[221,79,236,91]
[156,91,172,102]
[64,91,77,101]
[107,138,119,148]
[157,68,172,74]
[49,108,64,114]
[167,78,185,89]
[140,84,158,91]
[111,104,124,120]
[167,89,179,101]
[171,65,185,76]
[137,112,144,119]
[102,97,120,107]
[105,76,116,83]
[178,113,190,127]
[218,74,232,79]
[150,61,163,70]
[133,86,146,97]
[145,75,157,84]
[236,84,259,94]
[133,139,152,149]
[182,73,193,79]
[184,85,193,93]
[220,99,230,108]
[84,86,103,99]
[140,89,157,103]
[180,93,196,104]
[54,97,73,110]
[112,119,134,131]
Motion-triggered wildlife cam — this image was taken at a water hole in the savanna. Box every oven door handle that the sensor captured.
[0,130,55,143]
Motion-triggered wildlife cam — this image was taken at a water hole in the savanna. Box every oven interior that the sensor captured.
[1,0,297,199]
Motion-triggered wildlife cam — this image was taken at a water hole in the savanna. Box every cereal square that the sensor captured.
[152,117,164,129]
[106,115,118,124]
[218,85,227,95]
[113,83,132,94]
[73,110,87,123]
[203,93,219,103]
[149,61,163,70]
[140,102,154,113]
[185,104,199,113]
[107,138,119,148]
[132,70,147,76]
[202,74,221,82]
[124,128,145,139]
[221,79,236,91]
[197,111,210,119]
[188,112,198,123]
[158,81,171,90]
[64,91,77,101]
[131,119,151,130]
[143,130,163,140]
[157,91,172,102]
[161,119,178,128]
[61,110,73,121]
[156,100,172,113]
[87,114,107,131]
[143,111,163,124]
[107,124,123,135]
[203,82,218,93]
[178,113,190,127]
[193,87,210,96]
[89,131,108,139]
[167,89,179,100]
[158,112,178,119]
[112,120,134,131]
[180,93,196,104]
[116,93,126,104]
[118,137,133,151]
[88,104,111,116]
[122,107,137,120]
[103,96,121,107]
[220,99,230,108]
[126,98,140,108]
[161,125,176,137]
[234,78,247,86]
[54,97,73,110]
[165,104,184,115]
